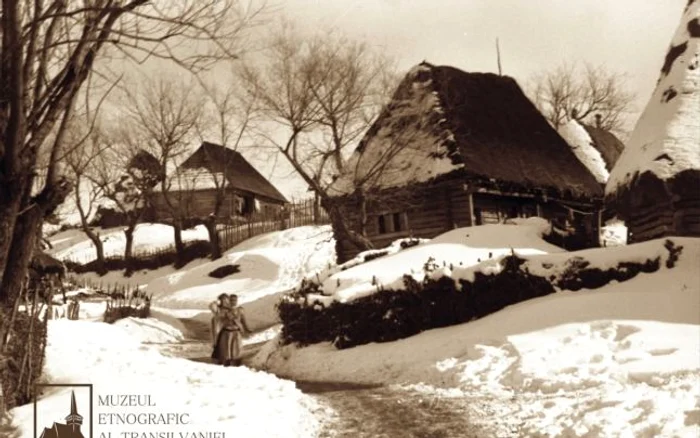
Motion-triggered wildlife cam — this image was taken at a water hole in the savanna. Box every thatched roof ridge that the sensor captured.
[580,124,625,171]
[332,62,604,199]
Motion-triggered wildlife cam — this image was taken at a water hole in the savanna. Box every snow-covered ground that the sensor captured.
[10,318,323,438]
[252,222,700,437]
[10,225,339,438]
[147,225,334,330]
[48,223,210,264]
[34,216,699,437]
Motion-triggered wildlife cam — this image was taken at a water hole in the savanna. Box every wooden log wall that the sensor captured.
[627,197,700,243]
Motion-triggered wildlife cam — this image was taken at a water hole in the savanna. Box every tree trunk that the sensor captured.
[87,231,107,276]
[77,223,106,275]
[123,225,136,276]
[0,181,24,294]
[204,215,222,260]
[173,220,185,267]
[322,197,374,253]
[313,192,321,224]
[0,205,43,308]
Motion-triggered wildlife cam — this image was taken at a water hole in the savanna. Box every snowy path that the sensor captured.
[164,317,487,437]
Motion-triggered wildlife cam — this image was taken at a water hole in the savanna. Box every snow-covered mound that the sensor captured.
[307,217,562,305]
[303,236,430,289]
[558,118,610,184]
[255,237,700,437]
[146,226,334,328]
[49,223,209,264]
[607,2,700,193]
[10,318,321,437]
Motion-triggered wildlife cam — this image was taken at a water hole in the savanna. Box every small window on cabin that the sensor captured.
[241,196,255,215]
[377,212,407,235]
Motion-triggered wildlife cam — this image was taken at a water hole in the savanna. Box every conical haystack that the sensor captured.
[606,1,700,242]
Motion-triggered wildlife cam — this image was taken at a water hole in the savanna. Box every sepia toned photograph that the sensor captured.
[1,1,698,437]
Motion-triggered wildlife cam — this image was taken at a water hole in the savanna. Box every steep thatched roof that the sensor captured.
[169,142,288,203]
[581,124,625,171]
[331,62,603,200]
[606,1,700,205]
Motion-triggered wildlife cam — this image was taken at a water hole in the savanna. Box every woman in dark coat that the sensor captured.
[211,294,251,366]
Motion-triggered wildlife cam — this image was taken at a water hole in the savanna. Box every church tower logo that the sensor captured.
[34,384,93,438]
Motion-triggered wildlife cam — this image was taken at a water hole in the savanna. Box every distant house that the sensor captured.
[150,142,288,223]
[329,62,604,262]
[581,116,625,173]
[606,2,700,243]
[559,114,626,186]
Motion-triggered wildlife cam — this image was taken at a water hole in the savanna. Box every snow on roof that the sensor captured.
[330,62,603,199]
[580,123,625,170]
[329,63,461,195]
[558,118,610,184]
[606,2,700,195]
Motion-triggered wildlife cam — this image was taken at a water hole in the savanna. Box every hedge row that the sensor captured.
[64,240,211,275]
[277,240,681,350]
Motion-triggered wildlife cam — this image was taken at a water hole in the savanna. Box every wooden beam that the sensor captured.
[467,192,475,226]
[445,187,455,229]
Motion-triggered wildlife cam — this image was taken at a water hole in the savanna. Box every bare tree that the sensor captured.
[195,79,258,259]
[528,61,634,134]
[86,127,155,276]
[0,0,265,307]
[64,121,111,274]
[240,25,395,252]
[125,76,202,266]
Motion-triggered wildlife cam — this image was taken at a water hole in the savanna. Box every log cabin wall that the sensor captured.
[149,189,284,224]
[627,197,700,243]
[334,181,601,263]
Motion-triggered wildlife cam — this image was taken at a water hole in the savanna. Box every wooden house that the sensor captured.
[150,142,288,223]
[606,2,700,243]
[328,62,605,263]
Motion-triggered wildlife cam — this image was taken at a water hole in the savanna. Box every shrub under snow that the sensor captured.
[277,239,682,350]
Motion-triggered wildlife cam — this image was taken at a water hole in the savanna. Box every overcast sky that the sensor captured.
[256,0,687,199]
[278,0,685,118]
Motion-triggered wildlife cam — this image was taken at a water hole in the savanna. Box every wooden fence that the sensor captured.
[61,198,330,271]
[218,197,330,252]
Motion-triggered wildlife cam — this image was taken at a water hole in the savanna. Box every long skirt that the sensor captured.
[212,328,242,365]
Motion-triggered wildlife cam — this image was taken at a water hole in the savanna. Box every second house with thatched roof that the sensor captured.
[149,142,288,224]
[328,62,605,262]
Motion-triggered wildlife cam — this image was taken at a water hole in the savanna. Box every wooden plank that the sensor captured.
[632,203,674,217]
[631,222,672,240]
[467,193,475,226]
[628,211,674,226]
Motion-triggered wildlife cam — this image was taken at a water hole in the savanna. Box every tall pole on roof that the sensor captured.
[496,38,503,75]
